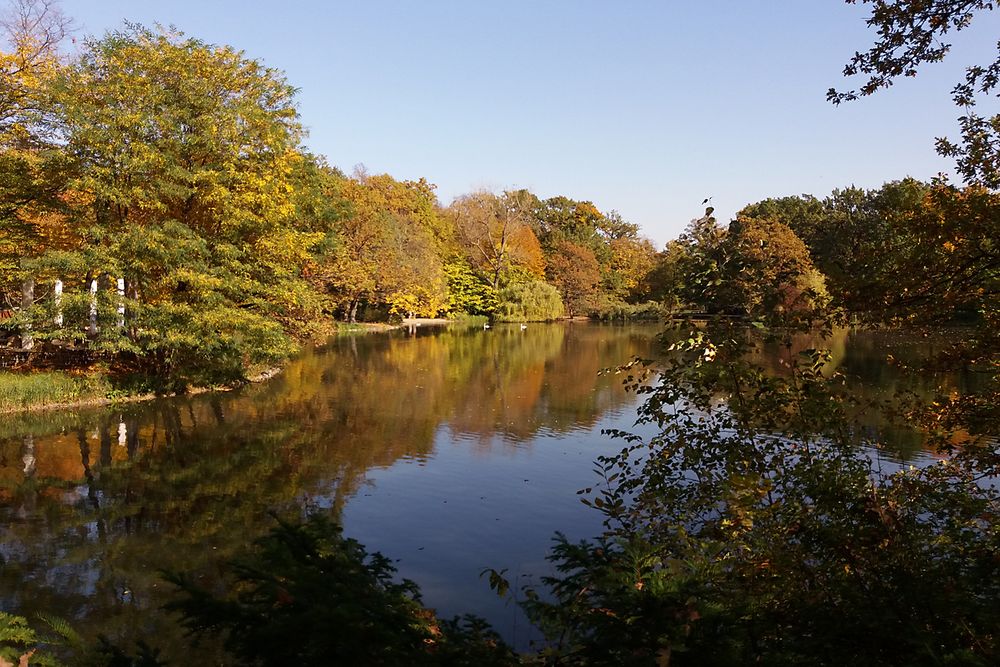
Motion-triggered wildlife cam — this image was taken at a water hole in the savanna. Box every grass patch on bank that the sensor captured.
[0,370,111,412]
[448,313,489,327]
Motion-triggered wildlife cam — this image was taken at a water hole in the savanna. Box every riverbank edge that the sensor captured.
[0,317,464,416]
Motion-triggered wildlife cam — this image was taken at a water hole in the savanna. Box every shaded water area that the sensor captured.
[0,323,984,659]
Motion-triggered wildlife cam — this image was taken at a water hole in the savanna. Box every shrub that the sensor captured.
[495,281,563,322]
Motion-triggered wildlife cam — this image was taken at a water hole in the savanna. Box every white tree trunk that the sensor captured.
[54,279,63,327]
[116,277,125,329]
[89,278,98,336]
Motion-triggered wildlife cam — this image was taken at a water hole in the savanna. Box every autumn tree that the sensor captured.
[547,239,600,317]
[724,215,829,323]
[23,24,319,385]
[607,236,658,301]
[450,190,545,290]
[316,172,448,322]
[0,0,74,292]
[739,179,931,312]
[645,241,689,311]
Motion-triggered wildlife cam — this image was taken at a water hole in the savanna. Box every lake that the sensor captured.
[0,322,977,659]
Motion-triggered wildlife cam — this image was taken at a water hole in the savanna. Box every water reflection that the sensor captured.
[0,323,982,658]
[0,323,657,660]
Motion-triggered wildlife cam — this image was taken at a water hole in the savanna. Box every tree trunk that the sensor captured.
[20,278,34,350]
[88,277,99,337]
[116,277,126,329]
[53,279,63,327]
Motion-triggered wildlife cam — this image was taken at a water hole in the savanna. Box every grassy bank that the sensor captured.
[0,370,112,413]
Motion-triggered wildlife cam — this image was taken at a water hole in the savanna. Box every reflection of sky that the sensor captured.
[339,406,659,651]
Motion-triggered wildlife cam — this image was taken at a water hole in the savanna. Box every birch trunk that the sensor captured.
[54,279,63,327]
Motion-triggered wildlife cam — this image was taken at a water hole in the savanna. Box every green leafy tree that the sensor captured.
[443,259,498,316]
[26,24,322,385]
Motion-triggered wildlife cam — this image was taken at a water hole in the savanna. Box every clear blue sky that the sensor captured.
[57,0,1000,246]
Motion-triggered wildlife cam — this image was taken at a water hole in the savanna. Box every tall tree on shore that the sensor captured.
[0,0,74,288]
[547,239,600,317]
[32,24,318,384]
[450,190,545,290]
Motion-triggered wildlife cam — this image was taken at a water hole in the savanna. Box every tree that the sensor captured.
[738,179,932,312]
[0,0,74,294]
[607,236,658,302]
[29,24,319,385]
[724,215,830,324]
[495,280,563,322]
[669,207,729,313]
[645,241,689,311]
[450,190,545,290]
[0,0,71,137]
[443,259,498,316]
[546,239,600,317]
[830,0,1000,186]
[315,172,448,322]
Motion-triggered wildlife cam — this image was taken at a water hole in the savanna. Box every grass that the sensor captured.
[0,370,111,413]
[447,313,489,327]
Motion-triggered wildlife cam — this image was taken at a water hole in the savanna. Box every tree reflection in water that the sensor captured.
[0,323,976,658]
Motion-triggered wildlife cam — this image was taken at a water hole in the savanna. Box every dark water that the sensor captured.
[0,323,981,658]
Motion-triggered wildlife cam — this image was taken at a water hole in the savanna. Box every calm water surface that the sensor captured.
[0,323,979,658]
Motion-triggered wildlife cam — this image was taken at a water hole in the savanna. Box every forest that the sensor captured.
[2,0,1000,665]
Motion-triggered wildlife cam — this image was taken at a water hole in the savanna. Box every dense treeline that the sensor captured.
[657,177,1000,328]
[5,2,998,392]
[0,6,662,389]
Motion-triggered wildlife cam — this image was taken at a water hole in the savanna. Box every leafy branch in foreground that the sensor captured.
[830,0,1000,187]
[164,513,516,667]
[523,316,1000,666]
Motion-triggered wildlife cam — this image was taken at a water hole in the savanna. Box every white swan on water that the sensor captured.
[520,324,527,331]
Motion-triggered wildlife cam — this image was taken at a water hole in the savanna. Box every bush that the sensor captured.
[165,513,516,666]
[495,281,563,322]
[523,320,1000,666]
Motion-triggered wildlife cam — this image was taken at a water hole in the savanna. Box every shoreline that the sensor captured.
[0,317,465,416]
